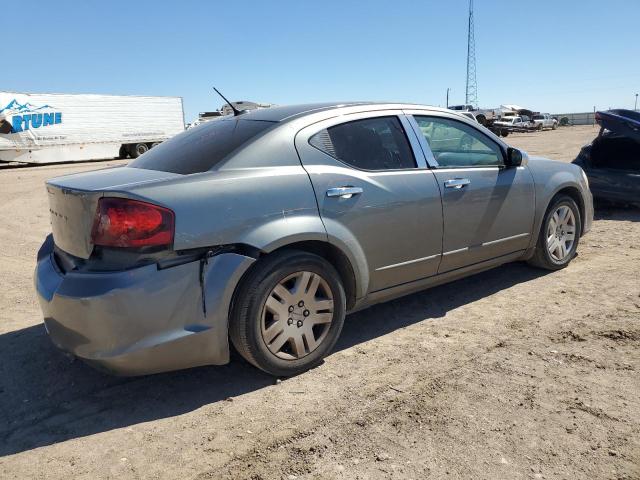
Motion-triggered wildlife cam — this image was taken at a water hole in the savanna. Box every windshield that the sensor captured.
[129,117,276,174]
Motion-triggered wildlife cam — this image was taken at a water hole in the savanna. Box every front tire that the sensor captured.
[230,250,346,377]
[528,195,581,270]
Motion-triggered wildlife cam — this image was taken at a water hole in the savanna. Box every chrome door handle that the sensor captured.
[326,186,363,198]
[444,178,471,189]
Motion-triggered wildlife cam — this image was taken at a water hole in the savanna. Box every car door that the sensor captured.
[406,112,535,273]
[295,111,443,294]
[587,162,640,203]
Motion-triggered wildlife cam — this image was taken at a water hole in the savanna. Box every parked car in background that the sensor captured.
[35,102,593,377]
[573,109,640,206]
[494,116,528,129]
[532,113,558,130]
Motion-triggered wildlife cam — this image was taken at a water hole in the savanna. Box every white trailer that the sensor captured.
[0,91,185,164]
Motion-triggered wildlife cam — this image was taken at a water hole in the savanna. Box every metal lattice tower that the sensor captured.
[465,0,478,108]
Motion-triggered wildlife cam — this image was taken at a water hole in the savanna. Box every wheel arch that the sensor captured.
[230,237,361,323]
[524,176,586,259]
[548,185,586,236]
[261,240,358,311]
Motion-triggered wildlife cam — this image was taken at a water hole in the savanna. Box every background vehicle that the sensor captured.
[494,116,527,129]
[573,109,640,206]
[532,113,558,130]
[448,104,501,125]
[188,101,274,129]
[460,111,479,122]
[0,91,185,163]
[35,102,593,377]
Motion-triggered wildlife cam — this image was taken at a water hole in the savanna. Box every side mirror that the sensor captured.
[506,147,523,167]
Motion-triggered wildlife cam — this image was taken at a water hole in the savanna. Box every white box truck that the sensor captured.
[0,91,185,164]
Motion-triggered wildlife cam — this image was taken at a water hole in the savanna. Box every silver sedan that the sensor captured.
[35,102,593,376]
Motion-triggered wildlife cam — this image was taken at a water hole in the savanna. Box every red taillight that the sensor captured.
[91,197,175,248]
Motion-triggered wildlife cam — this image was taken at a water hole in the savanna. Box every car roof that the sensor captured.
[237,101,449,122]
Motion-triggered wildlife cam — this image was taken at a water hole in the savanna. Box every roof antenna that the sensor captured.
[212,87,244,116]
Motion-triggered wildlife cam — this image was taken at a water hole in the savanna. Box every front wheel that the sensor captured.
[528,195,581,270]
[230,250,346,377]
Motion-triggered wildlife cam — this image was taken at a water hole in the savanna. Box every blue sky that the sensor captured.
[5,1,640,121]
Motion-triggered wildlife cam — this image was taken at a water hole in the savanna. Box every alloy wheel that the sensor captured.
[261,271,334,360]
[546,205,576,261]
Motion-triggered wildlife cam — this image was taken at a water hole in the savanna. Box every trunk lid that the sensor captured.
[596,109,640,144]
[46,166,181,258]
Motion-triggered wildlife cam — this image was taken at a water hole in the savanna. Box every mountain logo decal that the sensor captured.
[0,98,62,133]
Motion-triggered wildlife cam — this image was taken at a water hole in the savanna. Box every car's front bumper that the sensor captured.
[34,235,255,376]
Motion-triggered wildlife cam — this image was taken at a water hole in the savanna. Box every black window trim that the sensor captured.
[307,114,421,173]
[411,114,507,169]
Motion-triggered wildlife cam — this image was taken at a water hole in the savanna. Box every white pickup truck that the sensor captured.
[532,113,558,130]
[493,116,528,129]
[448,104,501,126]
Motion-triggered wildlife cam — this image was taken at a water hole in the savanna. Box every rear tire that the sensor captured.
[528,195,581,270]
[230,250,346,377]
[128,143,149,159]
[552,122,558,130]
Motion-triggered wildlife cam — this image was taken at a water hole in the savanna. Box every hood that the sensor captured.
[596,109,640,143]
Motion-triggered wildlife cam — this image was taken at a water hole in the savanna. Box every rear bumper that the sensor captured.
[34,235,255,376]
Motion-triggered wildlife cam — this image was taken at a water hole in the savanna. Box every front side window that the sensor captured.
[309,116,416,170]
[413,116,504,168]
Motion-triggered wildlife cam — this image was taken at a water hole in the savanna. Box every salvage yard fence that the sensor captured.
[552,112,596,126]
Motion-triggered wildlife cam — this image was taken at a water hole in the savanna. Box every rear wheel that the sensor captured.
[552,122,558,130]
[128,143,149,159]
[230,250,346,377]
[528,195,581,270]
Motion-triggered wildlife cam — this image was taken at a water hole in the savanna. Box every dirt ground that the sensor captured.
[0,125,638,479]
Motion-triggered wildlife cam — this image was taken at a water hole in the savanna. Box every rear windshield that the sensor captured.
[129,118,276,174]
[533,115,544,120]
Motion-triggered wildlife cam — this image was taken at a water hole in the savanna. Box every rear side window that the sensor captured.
[129,118,275,174]
[310,116,416,170]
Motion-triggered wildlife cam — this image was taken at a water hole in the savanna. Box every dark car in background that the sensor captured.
[573,109,640,206]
